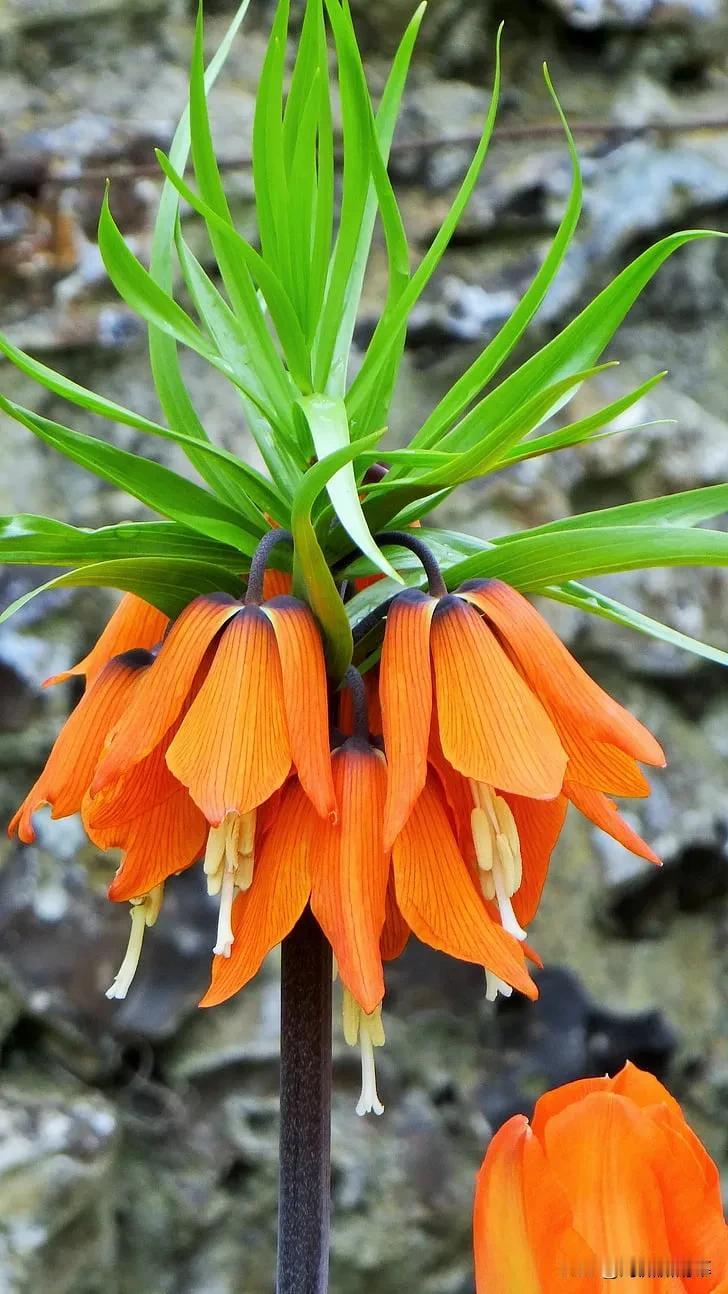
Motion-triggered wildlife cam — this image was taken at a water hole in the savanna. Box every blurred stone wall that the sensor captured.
[1,0,728,1290]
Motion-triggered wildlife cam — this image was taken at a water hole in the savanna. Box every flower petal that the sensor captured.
[166,606,291,824]
[566,740,651,798]
[503,793,569,926]
[565,781,660,864]
[392,775,537,998]
[263,595,336,819]
[379,589,436,848]
[474,1116,599,1294]
[87,783,206,901]
[462,581,665,766]
[44,593,168,690]
[431,597,566,799]
[200,780,315,1007]
[9,650,151,843]
[381,877,409,961]
[310,743,389,1014]
[542,1092,673,1289]
[91,594,242,794]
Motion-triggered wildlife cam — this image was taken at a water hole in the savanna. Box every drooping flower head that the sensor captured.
[473,1062,728,1293]
[378,538,664,963]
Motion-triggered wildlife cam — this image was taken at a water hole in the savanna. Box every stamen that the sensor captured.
[485,970,514,1002]
[342,989,385,1117]
[205,811,257,956]
[106,883,164,1000]
[213,863,236,957]
[470,783,526,940]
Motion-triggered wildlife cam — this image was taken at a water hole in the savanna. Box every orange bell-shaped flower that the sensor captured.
[473,1062,728,1294]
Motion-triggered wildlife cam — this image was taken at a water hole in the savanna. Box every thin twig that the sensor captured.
[32,114,728,190]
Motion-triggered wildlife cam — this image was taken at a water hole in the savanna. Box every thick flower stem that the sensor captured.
[277,907,333,1294]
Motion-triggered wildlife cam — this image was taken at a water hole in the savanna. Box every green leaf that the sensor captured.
[155,148,312,395]
[291,428,384,680]
[405,65,583,458]
[0,557,242,627]
[314,0,376,391]
[99,189,220,361]
[321,0,412,420]
[253,0,291,286]
[148,0,252,510]
[444,524,728,591]
[297,394,402,582]
[0,394,257,553]
[495,483,728,541]
[423,230,721,465]
[544,580,728,668]
[0,515,244,568]
[416,363,617,487]
[346,26,502,435]
[188,5,303,434]
[496,373,668,467]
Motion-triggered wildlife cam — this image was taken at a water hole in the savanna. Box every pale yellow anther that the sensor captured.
[205,811,257,957]
[485,969,514,1002]
[342,988,385,1116]
[106,882,165,1000]
[469,782,526,940]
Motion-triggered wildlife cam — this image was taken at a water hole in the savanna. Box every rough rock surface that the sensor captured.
[1,1,727,1290]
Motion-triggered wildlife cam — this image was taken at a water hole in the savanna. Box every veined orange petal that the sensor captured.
[262,568,292,600]
[200,780,315,1007]
[262,595,335,819]
[531,1075,613,1145]
[381,876,409,961]
[474,1117,599,1294]
[565,781,660,864]
[503,793,569,927]
[431,597,567,799]
[44,593,168,690]
[9,650,151,843]
[462,581,665,767]
[91,594,242,794]
[380,590,436,848]
[86,782,206,901]
[310,742,389,1014]
[542,1092,673,1290]
[166,606,291,824]
[566,739,651,798]
[648,1105,728,1284]
[392,775,537,998]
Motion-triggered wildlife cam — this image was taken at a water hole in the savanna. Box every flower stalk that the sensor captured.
[277,908,333,1294]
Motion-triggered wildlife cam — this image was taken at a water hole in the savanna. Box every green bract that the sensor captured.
[1,0,727,678]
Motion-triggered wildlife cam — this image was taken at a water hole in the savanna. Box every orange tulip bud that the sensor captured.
[474,1062,728,1294]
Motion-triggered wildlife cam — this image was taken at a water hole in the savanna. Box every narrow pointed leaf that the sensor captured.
[0,394,256,553]
[298,394,402,582]
[0,515,243,568]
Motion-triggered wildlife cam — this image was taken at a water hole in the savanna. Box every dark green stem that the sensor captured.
[245,529,294,605]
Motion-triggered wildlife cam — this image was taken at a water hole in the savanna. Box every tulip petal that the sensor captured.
[9,650,151,843]
[263,596,336,819]
[542,1092,672,1290]
[310,743,389,1014]
[392,775,537,998]
[91,594,242,793]
[380,590,436,848]
[474,1116,599,1294]
[44,593,168,690]
[166,606,291,824]
[200,780,315,1006]
[431,597,566,799]
[504,793,569,926]
[462,581,665,766]
[565,782,660,864]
